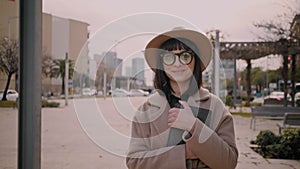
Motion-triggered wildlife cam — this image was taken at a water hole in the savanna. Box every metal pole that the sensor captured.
[103,55,107,99]
[65,53,69,106]
[266,56,269,96]
[19,0,42,169]
[8,17,11,49]
[213,30,220,97]
[7,16,18,50]
[233,52,237,101]
[103,71,107,99]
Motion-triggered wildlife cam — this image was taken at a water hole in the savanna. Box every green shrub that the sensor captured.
[42,100,60,108]
[250,102,262,106]
[241,95,254,102]
[241,101,262,107]
[0,100,17,108]
[251,129,300,159]
[225,95,235,108]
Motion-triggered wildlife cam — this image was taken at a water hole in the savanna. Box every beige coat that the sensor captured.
[126,88,238,169]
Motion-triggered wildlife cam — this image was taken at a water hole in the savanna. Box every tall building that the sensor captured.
[132,57,145,81]
[0,0,89,94]
[125,67,132,77]
[115,58,123,77]
[43,13,89,94]
[94,51,123,90]
[104,51,117,68]
[222,59,235,79]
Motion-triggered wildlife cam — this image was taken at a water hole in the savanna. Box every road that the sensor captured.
[1,97,299,169]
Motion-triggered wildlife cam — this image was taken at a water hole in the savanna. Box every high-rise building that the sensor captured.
[115,58,123,77]
[125,67,132,77]
[222,59,235,79]
[132,57,145,81]
[94,51,124,90]
[104,51,117,68]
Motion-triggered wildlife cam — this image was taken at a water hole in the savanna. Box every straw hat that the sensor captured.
[144,28,213,72]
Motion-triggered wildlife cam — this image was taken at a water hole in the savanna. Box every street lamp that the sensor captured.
[8,16,18,49]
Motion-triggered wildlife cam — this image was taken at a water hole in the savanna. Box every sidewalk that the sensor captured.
[233,115,300,169]
[0,98,299,169]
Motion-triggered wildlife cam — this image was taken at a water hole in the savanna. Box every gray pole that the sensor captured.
[266,56,269,95]
[65,53,69,106]
[233,52,237,101]
[103,55,107,99]
[213,30,220,97]
[7,16,18,50]
[19,0,42,169]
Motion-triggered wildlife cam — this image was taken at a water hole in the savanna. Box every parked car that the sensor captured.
[82,88,94,96]
[90,88,97,95]
[295,92,300,101]
[268,91,291,101]
[0,89,19,101]
[130,89,149,96]
[264,91,291,105]
[111,88,131,97]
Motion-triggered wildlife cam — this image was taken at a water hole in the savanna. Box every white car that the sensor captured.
[82,88,93,96]
[130,89,149,96]
[0,89,19,101]
[295,92,300,101]
[265,91,291,101]
[111,88,131,97]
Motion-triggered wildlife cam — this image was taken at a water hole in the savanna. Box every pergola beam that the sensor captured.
[218,39,299,107]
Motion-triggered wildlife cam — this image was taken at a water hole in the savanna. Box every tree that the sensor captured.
[253,0,300,106]
[51,59,74,94]
[0,38,18,101]
[253,0,300,41]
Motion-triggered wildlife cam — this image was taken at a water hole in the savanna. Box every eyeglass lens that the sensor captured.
[162,51,193,65]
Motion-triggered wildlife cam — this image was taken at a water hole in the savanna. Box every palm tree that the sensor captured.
[51,59,74,94]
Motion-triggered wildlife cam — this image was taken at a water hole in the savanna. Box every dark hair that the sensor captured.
[153,38,202,98]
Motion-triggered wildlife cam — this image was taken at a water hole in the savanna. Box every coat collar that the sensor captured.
[148,87,210,108]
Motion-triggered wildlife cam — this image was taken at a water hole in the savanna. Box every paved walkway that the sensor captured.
[0,98,299,169]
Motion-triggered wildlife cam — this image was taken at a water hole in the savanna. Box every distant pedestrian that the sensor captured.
[126,28,238,169]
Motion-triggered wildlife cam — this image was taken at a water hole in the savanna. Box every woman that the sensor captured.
[126,28,238,169]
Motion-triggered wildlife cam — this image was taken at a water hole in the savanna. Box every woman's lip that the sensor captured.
[171,69,186,73]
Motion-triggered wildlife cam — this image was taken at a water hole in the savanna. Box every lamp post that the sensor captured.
[213,30,220,97]
[103,55,107,100]
[8,16,18,49]
[266,56,269,95]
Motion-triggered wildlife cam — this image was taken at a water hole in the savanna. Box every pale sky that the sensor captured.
[43,0,288,85]
[43,0,286,41]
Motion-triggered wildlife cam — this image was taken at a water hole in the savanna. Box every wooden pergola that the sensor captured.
[219,20,300,106]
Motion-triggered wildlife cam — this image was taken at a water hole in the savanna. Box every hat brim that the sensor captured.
[144,29,213,72]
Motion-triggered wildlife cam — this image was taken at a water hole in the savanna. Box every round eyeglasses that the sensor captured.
[160,51,194,66]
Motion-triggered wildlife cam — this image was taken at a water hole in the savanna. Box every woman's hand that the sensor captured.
[167,100,196,132]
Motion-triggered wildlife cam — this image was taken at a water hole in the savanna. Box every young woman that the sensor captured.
[126,28,238,169]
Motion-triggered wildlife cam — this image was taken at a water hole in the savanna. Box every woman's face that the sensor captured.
[162,49,195,83]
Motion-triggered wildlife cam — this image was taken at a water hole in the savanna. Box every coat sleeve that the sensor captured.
[126,112,186,169]
[183,109,238,169]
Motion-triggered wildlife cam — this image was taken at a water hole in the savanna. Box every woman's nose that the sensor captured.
[173,56,181,66]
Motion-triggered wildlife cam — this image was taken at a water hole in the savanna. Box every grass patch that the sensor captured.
[0,100,60,108]
[231,112,251,118]
[0,100,17,108]
[42,100,60,108]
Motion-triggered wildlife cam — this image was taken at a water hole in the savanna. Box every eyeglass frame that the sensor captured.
[160,50,194,66]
